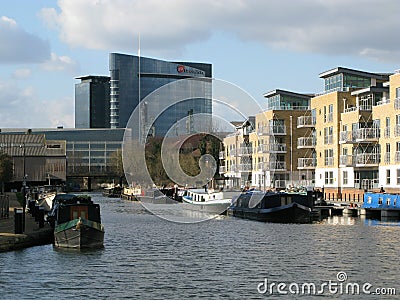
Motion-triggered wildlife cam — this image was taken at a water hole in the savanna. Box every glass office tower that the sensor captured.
[75,76,110,128]
[109,53,212,136]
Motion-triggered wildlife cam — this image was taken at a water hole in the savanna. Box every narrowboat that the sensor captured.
[48,194,104,249]
[228,190,314,223]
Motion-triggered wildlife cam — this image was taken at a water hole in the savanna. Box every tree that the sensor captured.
[0,152,13,194]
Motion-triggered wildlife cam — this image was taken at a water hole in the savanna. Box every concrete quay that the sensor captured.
[0,193,53,252]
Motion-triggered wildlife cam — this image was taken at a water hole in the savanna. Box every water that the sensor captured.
[1,193,399,299]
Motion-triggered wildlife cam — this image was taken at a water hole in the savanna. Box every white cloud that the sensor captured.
[40,0,400,62]
[12,68,31,79]
[40,52,79,73]
[0,79,74,128]
[0,16,51,63]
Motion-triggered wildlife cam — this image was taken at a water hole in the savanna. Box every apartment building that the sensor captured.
[312,67,391,198]
[219,119,254,189]
[220,67,400,195]
[220,90,313,190]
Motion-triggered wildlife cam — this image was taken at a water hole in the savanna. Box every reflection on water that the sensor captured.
[0,193,399,299]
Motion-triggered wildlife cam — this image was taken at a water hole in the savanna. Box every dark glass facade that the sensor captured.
[109,53,212,136]
[75,76,110,128]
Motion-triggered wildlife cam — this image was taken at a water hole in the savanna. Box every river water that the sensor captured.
[1,193,399,299]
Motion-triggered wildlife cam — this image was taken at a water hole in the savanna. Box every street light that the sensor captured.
[20,143,26,232]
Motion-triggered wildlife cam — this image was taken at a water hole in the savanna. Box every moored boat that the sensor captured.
[182,189,240,214]
[228,189,314,223]
[48,194,104,249]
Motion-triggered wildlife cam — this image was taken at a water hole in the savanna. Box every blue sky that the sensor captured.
[0,0,398,128]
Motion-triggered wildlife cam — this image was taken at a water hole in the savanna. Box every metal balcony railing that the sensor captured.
[355,128,380,141]
[297,116,316,127]
[297,137,316,148]
[298,158,316,168]
[257,125,287,136]
[258,143,287,153]
[355,153,380,166]
[339,131,355,144]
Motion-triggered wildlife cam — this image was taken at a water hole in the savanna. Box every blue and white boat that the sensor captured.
[363,192,400,209]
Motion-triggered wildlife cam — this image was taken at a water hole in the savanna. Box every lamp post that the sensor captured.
[21,143,26,232]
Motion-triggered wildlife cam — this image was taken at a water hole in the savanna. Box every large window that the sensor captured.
[343,171,348,185]
[325,171,334,185]
[324,149,334,166]
[324,74,342,92]
[328,104,333,122]
[324,127,333,144]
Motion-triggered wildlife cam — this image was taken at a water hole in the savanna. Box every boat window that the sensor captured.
[281,197,286,206]
[378,197,383,205]
[386,198,391,206]
[394,199,397,206]
[367,196,372,204]
[287,197,292,204]
[73,211,78,219]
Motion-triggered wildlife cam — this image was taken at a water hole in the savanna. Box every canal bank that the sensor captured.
[0,193,53,252]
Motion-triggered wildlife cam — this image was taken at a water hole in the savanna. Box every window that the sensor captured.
[343,171,348,185]
[386,169,391,185]
[324,106,327,123]
[328,104,333,122]
[386,198,391,206]
[324,149,333,166]
[385,143,391,163]
[325,171,334,185]
[397,169,400,185]
[324,127,333,144]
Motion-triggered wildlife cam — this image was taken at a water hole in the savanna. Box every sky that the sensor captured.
[0,0,399,129]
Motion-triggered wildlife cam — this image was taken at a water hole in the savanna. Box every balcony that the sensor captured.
[269,161,287,171]
[339,131,355,144]
[238,147,252,156]
[258,143,287,153]
[355,128,380,142]
[355,153,380,167]
[257,161,286,171]
[298,158,316,169]
[297,116,316,128]
[238,163,252,172]
[257,125,286,136]
[339,155,353,167]
[375,98,390,106]
[297,137,316,148]
[228,149,238,157]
